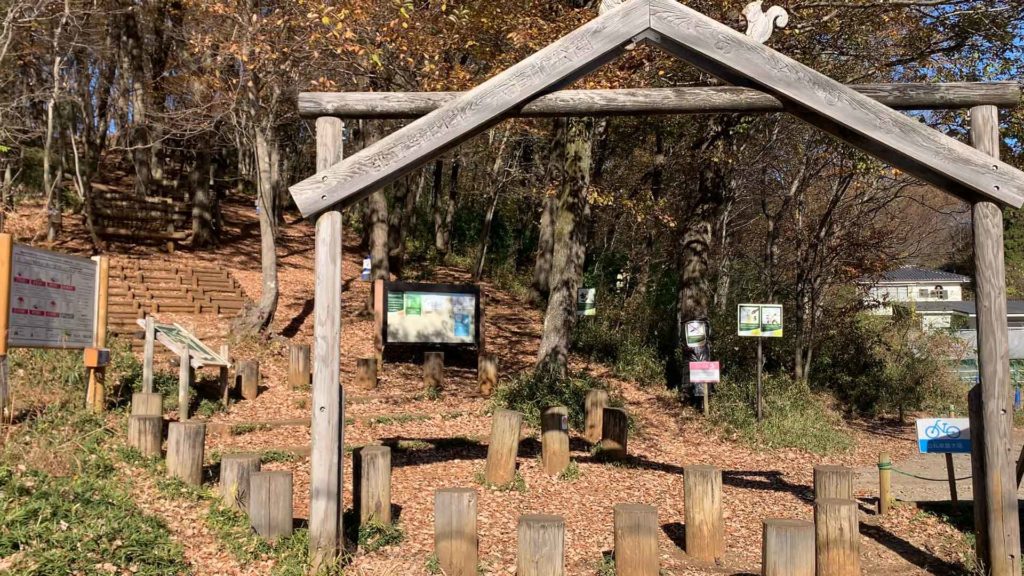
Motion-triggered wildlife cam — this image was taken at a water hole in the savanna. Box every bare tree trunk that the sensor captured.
[44,0,69,242]
[191,138,215,247]
[236,125,279,334]
[391,169,425,278]
[537,117,594,377]
[366,187,389,312]
[388,177,409,276]
[532,119,567,301]
[435,154,460,260]
[474,129,511,281]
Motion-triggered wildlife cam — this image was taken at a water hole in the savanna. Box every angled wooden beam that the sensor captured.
[298,82,1021,119]
[289,0,651,217]
[648,0,1024,208]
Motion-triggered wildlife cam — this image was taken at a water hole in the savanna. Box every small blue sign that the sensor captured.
[916,418,971,454]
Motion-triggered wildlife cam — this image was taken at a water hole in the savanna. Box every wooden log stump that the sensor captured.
[813,465,854,501]
[423,351,444,391]
[517,514,565,576]
[683,464,724,562]
[541,406,570,475]
[478,353,498,396]
[435,488,478,576]
[249,470,294,541]
[354,445,392,525]
[484,409,522,485]
[166,421,206,486]
[238,360,259,400]
[131,392,163,417]
[600,407,628,459]
[356,357,378,389]
[128,415,162,457]
[814,498,860,576]
[584,389,609,444]
[762,519,815,576]
[613,503,659,576]
[288,343,311,389]
[220,453,261,511]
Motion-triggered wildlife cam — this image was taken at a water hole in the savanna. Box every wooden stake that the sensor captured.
[128,415,162,457]
[584,388,608,444]
[220,453,260,511]
[219,344,230,407]
[178,347,192,420]
[354,445,392,525]
[166,421,205,486]
[478,352,498,396]
[250,470,294,541]
[813,465,854,501]
[945,453,959,505]
[238,359,259,400]
[484,409,522,485]
[814,498,860,576]
[288,343,311,389]
[423,351,444,391]
[600,407,628,459]
[613,503,659,575]
[517,514,565,576]
[0,234,11,420]
[435,488,478,576]
[356,357,378,389]
[969,104,1021,576]
[683,465,724,562]
[142,316,155,393]
[877,453,892,516]
[131,392,163,417]
[86,255,109,412]
[541,406,570,476]
[308,203,345,567]
[762,519,814,576]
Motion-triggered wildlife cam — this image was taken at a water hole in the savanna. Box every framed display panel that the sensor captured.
[381,281,481,350]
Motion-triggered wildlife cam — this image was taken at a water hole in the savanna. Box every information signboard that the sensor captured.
[383,282,479,346]
[737,303,783,337]
[916,418,971,454]
[7,244,97,348]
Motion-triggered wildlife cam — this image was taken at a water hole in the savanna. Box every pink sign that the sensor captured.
[689,361,720,383]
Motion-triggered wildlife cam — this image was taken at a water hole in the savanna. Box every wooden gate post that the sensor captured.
[613,503,659,575]
[308,109,345,573]
[435,488,478,576]
[517,514,565,576]
[288,343,311,389]
[969,104,1022,575]
[166,421,205,485]
[354,445,392,525]
[220,452,260,511]
[683,464,724,562]
[762,519,814,576]
[584,389,608,443]
[250,470,294,541]
[813,465,854,501]
[541,405,570,475]
[484,409,522,485]
[814,498,859,576]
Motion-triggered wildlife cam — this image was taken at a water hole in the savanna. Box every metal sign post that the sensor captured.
[738,303,782,422]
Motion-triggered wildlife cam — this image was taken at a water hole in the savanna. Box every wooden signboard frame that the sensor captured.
[134,319,229,369]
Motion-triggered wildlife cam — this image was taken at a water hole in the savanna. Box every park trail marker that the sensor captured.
[737,303,783,421]
[916,417,970,504]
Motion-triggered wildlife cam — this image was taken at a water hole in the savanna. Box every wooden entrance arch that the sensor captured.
[293,0,1024,572]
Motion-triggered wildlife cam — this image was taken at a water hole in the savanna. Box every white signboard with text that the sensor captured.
[7,244,97,348]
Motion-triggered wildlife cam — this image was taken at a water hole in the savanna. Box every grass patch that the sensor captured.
[709,374,854,454]
[260,450,298,464]
[368,413,431,426]
[474,470,527,493]
[557,460,581,482]
[492,365,611,430]
[357,521,405,552]
[231,423,272,435]
[155,475,207,502]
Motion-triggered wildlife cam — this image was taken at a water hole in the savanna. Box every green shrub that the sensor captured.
[709,373,853,454]
[573,315,666,388]
[492,365,607,430]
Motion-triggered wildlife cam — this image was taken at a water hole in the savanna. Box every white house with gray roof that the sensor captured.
[858,266,972,329]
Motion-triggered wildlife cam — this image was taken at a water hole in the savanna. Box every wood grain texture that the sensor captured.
[813,465,854,501]
[250,471,294,541]
[220,453,260,511]
[131,392,163,417]
[298,83,1021,119]
[315,117,344,172]
[649,0,1024,208]
[178,348,191,420]
[218,344,230,406]
[309,209,345,567]
[683,465,724,562]
[584,388,608,443]
[128,415,162,457]
[600,407,628,459]
[541,406,570,475]
[613,503,659,575]
[354,445,392,525]
[289,0,650,217]
[238,359,259,400]
[517,514,565,576]
[878,453,892,516]
[813,499,860,576]
[142,316,155,393]
[762,519,814,576]
[969,104,1022,575]
[288,343,311,389]
[86,255,109,411]
[484,409,523,485]
[166,421,205,486]
[478,353,498,396]
[435,488,478,576]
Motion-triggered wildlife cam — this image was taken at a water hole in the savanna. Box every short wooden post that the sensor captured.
[238,359,259,400]
[166,421,205,486]
[0,234,11,416]
[356,357,378,389]
[424,351,444,391]
[220,453,260,511]
[142,316,156,393]
[288,343,311,389]
[814,498,860,576]
[128,415,162,457]
[354,445,392,525]
[613,503,659,576]
[131,392,163,417]
[762,519,815,576]
[478,353,498,396]
[218,344,230,406]
[541,406,570,475]
[249,470,294,541]
[877,453,892,515]
[584,388,608,443]
[484,409,522,485]
[435,488,478,576]
[600,407,628,459]
[683,464,724,562]
[86,255,109,412]
[178,348,191,420]
[813,464,854,501]
[517,514,565,576]
[945,453,958,505]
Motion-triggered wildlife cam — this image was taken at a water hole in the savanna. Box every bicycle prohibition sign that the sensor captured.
[924,419,962,439]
